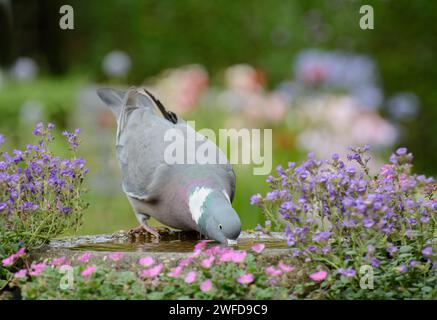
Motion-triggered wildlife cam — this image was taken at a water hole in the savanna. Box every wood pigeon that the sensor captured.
[97,87,241,244]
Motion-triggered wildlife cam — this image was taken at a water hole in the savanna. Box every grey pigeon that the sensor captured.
[97,87,241,243]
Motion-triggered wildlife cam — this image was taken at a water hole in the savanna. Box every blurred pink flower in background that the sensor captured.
[225,64,264,92]
[150,64,208,114]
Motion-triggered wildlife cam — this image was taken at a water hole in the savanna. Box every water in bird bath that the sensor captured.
[31,231,292,269]
[48,231,289,253]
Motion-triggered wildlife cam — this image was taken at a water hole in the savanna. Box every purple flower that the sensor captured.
[0,134,5,146]
[396,147,407,156]
[33,122,44,136]
[276,165,284,175]
[250,194,262,205]
[265,190,279,201]
[337,268,356,278]
[422,247,432,257]
[60,207,72,214]
[363,218,375,228]
[0,202,7,212]
[22,201,38,211]
[396,264,407,273]
[312,231,331,243]
[386,244,398,257]
[371,257,380,268]
[343,219,356,228]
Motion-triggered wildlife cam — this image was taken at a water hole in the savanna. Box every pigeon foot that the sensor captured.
[129,224,161,240]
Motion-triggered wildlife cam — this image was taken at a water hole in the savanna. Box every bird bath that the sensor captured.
[32,231,293,268]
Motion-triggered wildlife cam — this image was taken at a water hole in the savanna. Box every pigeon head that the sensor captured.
[189,187,241,244]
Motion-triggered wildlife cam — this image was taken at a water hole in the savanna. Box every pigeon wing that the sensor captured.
[117,110,174,200]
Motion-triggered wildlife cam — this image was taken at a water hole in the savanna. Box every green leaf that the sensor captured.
[421,286,432,293]
[399,245,413,253]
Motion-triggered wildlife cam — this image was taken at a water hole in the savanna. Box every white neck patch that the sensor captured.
[189,187,213,223]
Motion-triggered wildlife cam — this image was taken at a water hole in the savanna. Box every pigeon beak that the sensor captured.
[227,239,238,246]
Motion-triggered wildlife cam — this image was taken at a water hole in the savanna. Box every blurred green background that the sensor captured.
[0,0,436,234]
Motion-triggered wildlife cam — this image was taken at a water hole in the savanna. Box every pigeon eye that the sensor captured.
[218,224,223,230]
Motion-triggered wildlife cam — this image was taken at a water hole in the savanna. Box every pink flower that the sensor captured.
[14,247,26,257]
[141,263,163,278]
[265,266,282,277]
[139,256,154,267]
[2,247,26,267]
[251,243,265,253]
[190,250,202,258]
[219,248,238,262]
[200,279,212,292]
[278,262,294,273]
[185,271,197,284]
[50,256,66,266]
[237,273,254,284]
[77,252,93,263]
[231,251,247,263]
[168,266,183,278]
[81,265,96,277]
[29,263,47,276]
[14,269,28,279]
[204,245,221,256]
[380,164,395,179]
[59,264,71,272]
[108,252,125,261]
[194,240,208,252]
[2,256,15,267]
[178,257,193,268]
[309,271,327,282]
[219,251,234,262]
[201,256,215,269]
